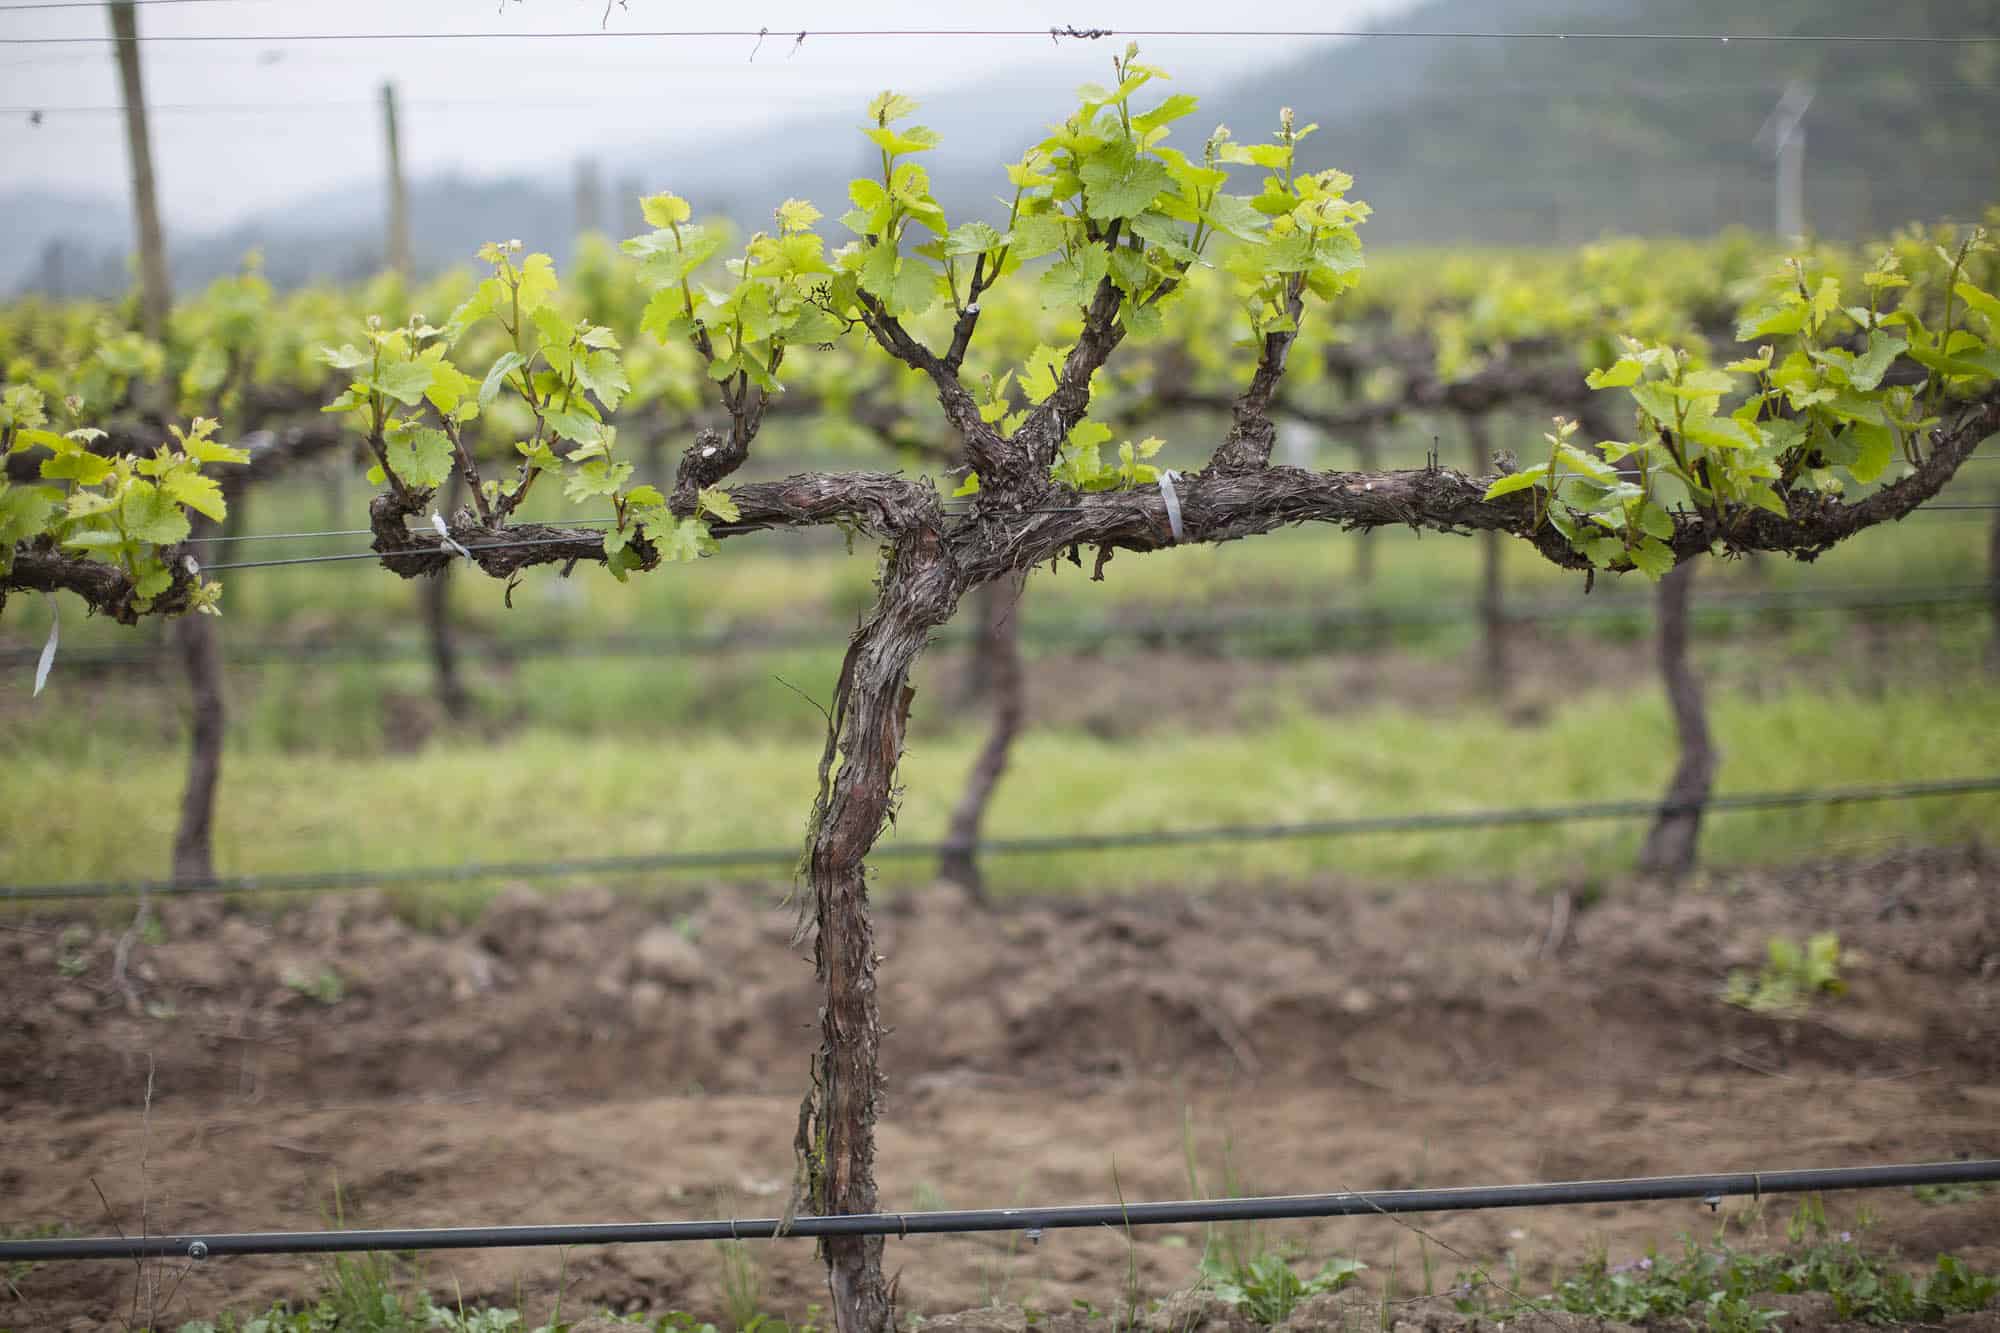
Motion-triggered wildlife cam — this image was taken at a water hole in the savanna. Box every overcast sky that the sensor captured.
[0,0,1414,230]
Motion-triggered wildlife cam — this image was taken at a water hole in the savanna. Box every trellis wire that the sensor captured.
[9,27,2000,46]
[6,774,1995,903]
[4,582,1989,671]
[5,1159,1996,1263]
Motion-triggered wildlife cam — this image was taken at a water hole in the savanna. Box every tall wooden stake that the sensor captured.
[110,1,170,341]
[382,82,413,277]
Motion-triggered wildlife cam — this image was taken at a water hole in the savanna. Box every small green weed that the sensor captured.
[1475,1200,2000,1329]
[1913,1179,1999,1205]
[1724,932,1844,1016]
[283,965,346,1006]
[1200,1251,1366,1324]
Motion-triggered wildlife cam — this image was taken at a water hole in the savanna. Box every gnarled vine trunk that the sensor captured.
[939,569,1026,900]
[1638,560,1714,878]
[797,528,962,1333]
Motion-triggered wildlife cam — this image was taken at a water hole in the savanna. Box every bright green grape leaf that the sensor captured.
[1008,212,1074,262]
[1628,537,1675,580]
[516,440,562,472]
[14,428,78,456]
[479,351,527,408]
[514,253,559,314]
[183,436,250,466]
[1682,417,1761,451]
[62,525,129,553]
[576,349,630,411]
[1956,280,2000,329]
[861,124,940,156]
[697,486,741,522]
[1220,142,1293,170]
[1905,341,1992,378]
[1736,302,1807,341]
[562,458,633,503]
[1579,536,1624,569]
[160,471,228,523]
[1845,333,1908,393]
[1842,421,1895,484]
[1106,246,1152,296]
[0,483,61,549]
[1020,343,1071,404]
[641,193,693,227]
[1630,381,1682,429]
[951,472,980,497]
[1586,359,1644,390]
[1040,246,1112,311]
[603,524,631,559]
[942,221,1006,256]
[1121,298,1165,340]
[1127,211,1196,262]
[374,359,435,408]
[40,450,115,485]
[638,289,694,345]
[1741,484,1792,518]
[867,91,920,124]
[544,408,608,448]
[318,344,371,371]
[1482,470,1545,500]
[423,358,479,417]
[624,484,665,508]
[120,479,191,546]
[1637,502,1676,541]
[1079,139,1174,220]
[1809,277,1841,331]
[1131,92,1199,135]
[649,513,716,562]
[775,198,822,234]
[133,561,174,600]
[384,428,456,490]
[1201,195,1267,243]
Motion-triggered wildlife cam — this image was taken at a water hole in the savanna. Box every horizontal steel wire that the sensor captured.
[9,28,2000,46]
[4,583,1990,671]
[6,775,1996,903]
[5,1159,1996,1263]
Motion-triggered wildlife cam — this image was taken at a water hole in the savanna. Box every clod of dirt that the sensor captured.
[1148,1288,1263,1333]
[629,923,710,988]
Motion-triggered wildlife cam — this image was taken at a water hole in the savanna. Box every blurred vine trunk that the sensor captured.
[171,514,224,882]
[1464,412,1506,696]
[939,569,1027,901]
[1989,503,1999,664]
[422,469,471,720]
[797,531,961,1333]
[1638,560,1715,878]
[1353,426,1379,586]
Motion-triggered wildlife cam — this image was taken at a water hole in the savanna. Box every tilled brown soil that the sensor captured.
[4,847,1998,1330]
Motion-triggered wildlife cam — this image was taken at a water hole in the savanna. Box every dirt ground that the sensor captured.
[4,846,1998,1330]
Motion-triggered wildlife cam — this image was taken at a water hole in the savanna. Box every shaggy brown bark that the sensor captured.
[939,569,1027,900]
[794,517,958,1333]
[1638,560,1714,879]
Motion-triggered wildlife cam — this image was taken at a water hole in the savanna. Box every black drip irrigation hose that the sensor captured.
[5,774,1998,903]
[7,1160,1997,1264]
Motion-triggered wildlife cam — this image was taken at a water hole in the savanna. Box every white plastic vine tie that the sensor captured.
[1157,469,1185,544]
[431,512,473,560]
[33,592,58,697]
